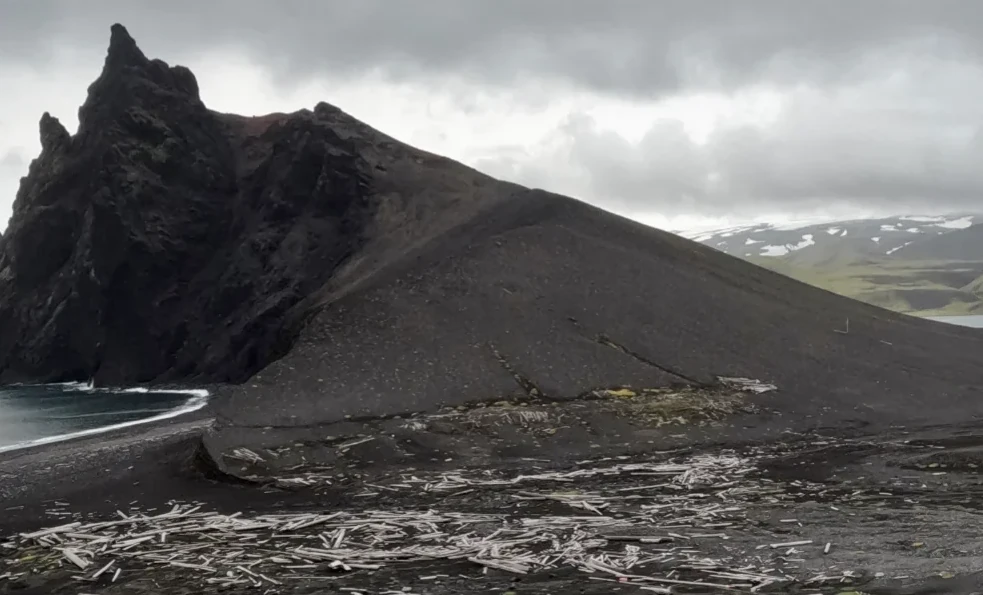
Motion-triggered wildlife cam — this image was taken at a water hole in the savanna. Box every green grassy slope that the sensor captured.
[964,273,983,296]
[748,257,983,316]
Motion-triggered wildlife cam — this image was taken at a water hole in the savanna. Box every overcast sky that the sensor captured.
[3,1,983,233]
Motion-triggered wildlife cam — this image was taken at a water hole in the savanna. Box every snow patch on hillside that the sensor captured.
[760,234,815,257]
[901,215,945,223]
[939,216,974,229]
[887,241,913,255]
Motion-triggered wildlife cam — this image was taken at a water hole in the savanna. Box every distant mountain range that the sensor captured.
[680,214,983,316]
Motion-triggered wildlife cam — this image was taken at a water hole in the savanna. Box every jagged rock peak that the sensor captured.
[106,23,147,70]
[39,112,69,152]
[104,24,198,98]
[77,24,202,131]
[105,24,199,99]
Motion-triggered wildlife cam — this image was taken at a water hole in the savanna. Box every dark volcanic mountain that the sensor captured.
[1,25,982,444]
[0,24,512,385]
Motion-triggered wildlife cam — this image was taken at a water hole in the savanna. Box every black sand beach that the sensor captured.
[0,412,212,527]
[8,399,983,594]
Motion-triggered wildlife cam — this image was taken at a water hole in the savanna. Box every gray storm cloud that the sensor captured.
[4,0,983,95]
[2,1,983,218]
[476,79,983,215]
[0,152,25,182]
[0,152,24,169]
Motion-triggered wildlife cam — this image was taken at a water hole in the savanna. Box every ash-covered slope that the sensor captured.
[1,25,982,443]
[215,192,983,438]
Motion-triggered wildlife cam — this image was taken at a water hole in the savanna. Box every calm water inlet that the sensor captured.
[0,384,207,453]
[927,315,983,328]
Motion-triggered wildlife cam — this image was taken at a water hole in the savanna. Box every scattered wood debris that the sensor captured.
[717,377,778,394]
[1,447,882,592]
[224,447,265,464]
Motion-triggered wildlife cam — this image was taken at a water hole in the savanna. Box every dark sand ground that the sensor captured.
[5,388,983,595]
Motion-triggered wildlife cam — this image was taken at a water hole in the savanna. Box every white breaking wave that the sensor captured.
[0,386,209,454]
[52,381,208,399]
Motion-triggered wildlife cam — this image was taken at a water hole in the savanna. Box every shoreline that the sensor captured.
[0,405,213,464]
[0,389,210,455]
[0,407,218,536]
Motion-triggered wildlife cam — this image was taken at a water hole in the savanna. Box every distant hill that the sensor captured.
[965,273,983,295]
[684,214,981,262]
[892,222,983,261]
[682,214,983,316]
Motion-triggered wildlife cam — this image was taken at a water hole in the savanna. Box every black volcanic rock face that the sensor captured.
[0,24,376,384]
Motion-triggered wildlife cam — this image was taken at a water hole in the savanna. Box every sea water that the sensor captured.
[926,315,983,328]
[0,382,207,453]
